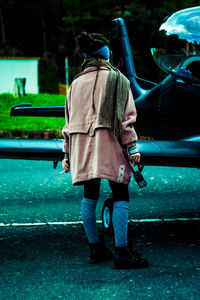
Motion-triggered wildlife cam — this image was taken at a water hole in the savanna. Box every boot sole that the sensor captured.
[114,260,149,269]
[89,255,113,264]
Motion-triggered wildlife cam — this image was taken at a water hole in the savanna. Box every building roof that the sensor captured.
[0,57,40,60]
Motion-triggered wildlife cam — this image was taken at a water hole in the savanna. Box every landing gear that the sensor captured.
[102,198,114,233]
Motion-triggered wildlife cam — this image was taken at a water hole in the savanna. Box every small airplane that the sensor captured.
[0,6,199,169]
[0,6,200,230]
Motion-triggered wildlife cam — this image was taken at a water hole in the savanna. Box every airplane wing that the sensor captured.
[137,140,200,168]
[0,139,199,169]
[10,104,65,117]
[0,139,64,162]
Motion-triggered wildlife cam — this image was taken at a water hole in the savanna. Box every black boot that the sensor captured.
[89,237,113,264]
[114,244,149,269]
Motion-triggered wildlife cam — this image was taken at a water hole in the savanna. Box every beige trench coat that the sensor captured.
[62,66,138,185]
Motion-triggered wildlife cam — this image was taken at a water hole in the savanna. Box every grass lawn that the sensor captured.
[0,93,66,134]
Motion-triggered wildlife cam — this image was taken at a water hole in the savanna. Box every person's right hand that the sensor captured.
[62,158,70,173]
[129,152,141,164]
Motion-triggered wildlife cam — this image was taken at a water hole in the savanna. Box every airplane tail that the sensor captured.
[111,18,146,99]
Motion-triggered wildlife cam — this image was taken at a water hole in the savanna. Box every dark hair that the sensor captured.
[76,32,109,55]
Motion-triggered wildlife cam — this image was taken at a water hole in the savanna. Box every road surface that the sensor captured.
[0,159,199,300]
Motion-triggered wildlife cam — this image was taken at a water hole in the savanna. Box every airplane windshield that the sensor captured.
[151,6,200,83]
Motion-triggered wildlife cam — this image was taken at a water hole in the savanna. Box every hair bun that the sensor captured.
[76,32,93,53]
[76,32,109,54]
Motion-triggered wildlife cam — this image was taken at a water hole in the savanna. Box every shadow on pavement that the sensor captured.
[0,221,199,262]
[0,222,199,299]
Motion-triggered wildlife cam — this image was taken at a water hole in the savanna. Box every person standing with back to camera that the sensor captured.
[62,32,149,269]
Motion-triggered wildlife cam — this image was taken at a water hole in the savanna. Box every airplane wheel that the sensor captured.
[102,198,114,234]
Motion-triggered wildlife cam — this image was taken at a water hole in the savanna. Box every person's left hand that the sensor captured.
[129,152,141,164]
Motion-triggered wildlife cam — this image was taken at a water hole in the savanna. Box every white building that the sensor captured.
[0,57,40,94]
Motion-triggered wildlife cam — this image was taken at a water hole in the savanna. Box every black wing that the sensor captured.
[0,139,199,168]
[0,139,64,162]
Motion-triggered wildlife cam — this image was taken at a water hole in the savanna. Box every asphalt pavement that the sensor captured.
[0,159,200,300]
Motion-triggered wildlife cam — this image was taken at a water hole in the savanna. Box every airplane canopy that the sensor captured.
[151,6,200,84]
